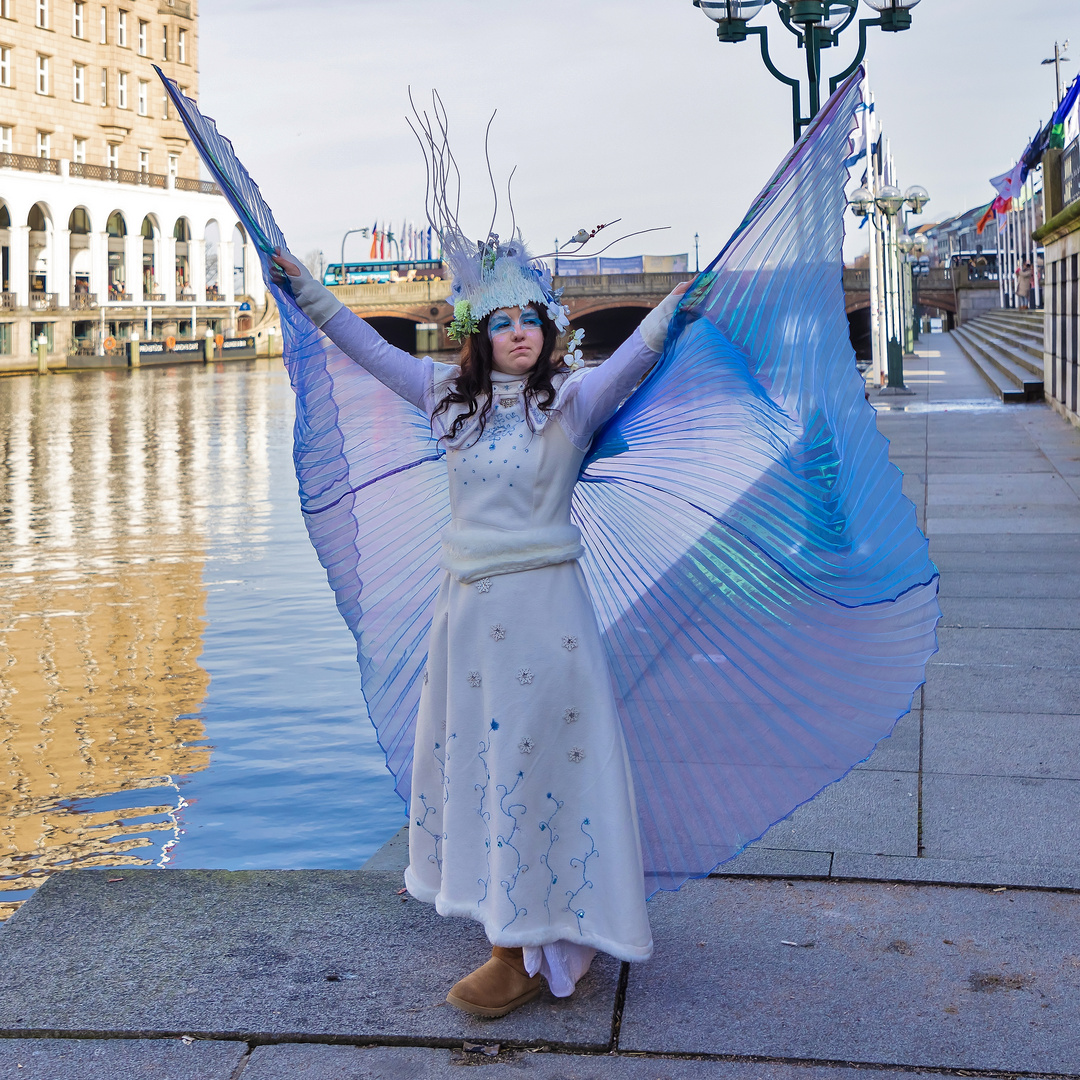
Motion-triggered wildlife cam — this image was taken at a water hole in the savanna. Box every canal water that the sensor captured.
[0,361,409,919]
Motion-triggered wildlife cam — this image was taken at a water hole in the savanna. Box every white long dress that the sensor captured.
[316,308,658,975]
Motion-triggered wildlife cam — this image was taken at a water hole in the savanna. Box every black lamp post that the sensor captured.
[693,0,924,143]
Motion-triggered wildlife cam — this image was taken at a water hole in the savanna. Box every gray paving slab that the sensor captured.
[936,596,1080,629]
[927,531,1080,553]
[753,768,917,857]
[713,846,832,879]
[927,473,1080,504]
[935,626,1080,667]
[920,772,1080,864]
[930,549,1076,572]
[854,709,920,772]
[928,514,1080,534]
[0,1038,246,1079]
[936,571,1080,599]
[241,1044,941,1080]
[618,876,1080,1073]
[921,709,1080,778]
[0,870,619,1048]
[830,852,1080,889]
[922,658,1080,713]
[359,825,408,872]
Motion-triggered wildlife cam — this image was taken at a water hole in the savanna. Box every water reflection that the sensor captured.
[1,361,405,920]
[1,369,228,917]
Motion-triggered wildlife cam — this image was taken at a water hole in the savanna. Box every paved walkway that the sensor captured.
[2,333,1080,1079]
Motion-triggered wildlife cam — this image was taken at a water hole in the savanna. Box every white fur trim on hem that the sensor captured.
[440,523,585,584]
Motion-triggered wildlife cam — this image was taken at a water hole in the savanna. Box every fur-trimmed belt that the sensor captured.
[440,523,585,583]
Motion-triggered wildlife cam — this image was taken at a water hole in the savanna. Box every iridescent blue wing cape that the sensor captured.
[157,70,450,802]
[161,68,938,895]
[575,70,939,892]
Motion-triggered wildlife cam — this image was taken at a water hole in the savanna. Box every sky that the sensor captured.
[199,0,1079,269]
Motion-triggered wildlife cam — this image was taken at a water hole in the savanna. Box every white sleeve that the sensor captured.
[555,329,660,448]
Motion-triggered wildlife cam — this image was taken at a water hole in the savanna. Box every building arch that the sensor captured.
[203,219,222,299]
[67,206,93,304]
[173,216,192,297]
[68,206,92,233]
[27,202,54,296]
[140,214,162,299]
[0,201,9,294]
[105,210,128,298]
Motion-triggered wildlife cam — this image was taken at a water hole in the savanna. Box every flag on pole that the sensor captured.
[989,163,1025,202]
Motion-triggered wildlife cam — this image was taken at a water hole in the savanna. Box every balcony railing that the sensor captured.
[109,292,132,302]
[174,177,222,195]
[0,292,16,309]
[146,291,166,301]
[0,152,59,175]
[29,292,58,311]
[0,154,218,193]
[71,293,98,310]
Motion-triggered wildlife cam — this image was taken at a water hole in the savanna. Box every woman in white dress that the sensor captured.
[271,242,687,1017]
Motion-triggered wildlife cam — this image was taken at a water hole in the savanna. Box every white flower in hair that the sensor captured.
[564,327,585,370]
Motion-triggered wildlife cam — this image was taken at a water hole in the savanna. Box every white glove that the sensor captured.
[272,251,343,329]
[638,284,686,353]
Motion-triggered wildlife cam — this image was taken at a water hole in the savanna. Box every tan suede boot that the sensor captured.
[445,946,542,1017]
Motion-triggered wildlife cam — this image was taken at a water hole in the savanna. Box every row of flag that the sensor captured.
[976,71,1080,234]
[366,221,438,262]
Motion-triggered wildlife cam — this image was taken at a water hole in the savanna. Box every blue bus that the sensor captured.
[323,259,445,286]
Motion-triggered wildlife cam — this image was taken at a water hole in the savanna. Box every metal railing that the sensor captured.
[146,291,166,301]
[108,291,132,302]
[0,152,59,175]
[71,293,98,310]
[174,176,222,195]
[554,272,690,294]
[29,292,58,310]
[0,292,15,310]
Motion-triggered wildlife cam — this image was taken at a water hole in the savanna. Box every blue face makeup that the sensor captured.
[487,307,542,340]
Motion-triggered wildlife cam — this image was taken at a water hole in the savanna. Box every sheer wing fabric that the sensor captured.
[576,70,940,895]
[158,71,449,801]
[163,70,938,896]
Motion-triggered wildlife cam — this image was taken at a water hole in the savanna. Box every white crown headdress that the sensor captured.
[407,92,666,353]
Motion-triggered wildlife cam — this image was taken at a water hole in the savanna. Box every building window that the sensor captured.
[73,135,86,162]
[138,19,147,56]
[36,55,49,96]
[117,9,127,47]
[167,152,177,178]
[138,147,148,172]
[0,127,11,154]
[100,65,106,105]
[117,70,126,108]
[0,47,10,88]
[73,62,84,102]
[99,4,106,43]
[178,27,186,64]
[0,1,11,20]
[0,324,11,355]
[37,0,49,30]
[73,1,85,37]
[137,78,147,114]
[106,142,117,169]
[161,24,168,61]
[36,131,51,158]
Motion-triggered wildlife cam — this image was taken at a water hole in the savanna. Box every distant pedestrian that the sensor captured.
[1015,261,1033,308]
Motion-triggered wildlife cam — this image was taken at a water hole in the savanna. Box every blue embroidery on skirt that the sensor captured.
[566,818,598,934]
[539,792,563,917]
[497,770,528,930]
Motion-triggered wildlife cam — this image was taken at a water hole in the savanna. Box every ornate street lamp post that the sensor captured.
[848,181,929,391]
[693,0,924,143]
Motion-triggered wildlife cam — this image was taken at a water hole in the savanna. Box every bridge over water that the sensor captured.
[327,268,966,354]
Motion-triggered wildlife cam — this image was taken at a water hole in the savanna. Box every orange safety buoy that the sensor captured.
[103,335,116,350]
[165,335,176,350]
[214,333,225,349]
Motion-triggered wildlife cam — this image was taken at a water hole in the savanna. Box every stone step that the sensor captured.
[979,310,1045,345]
[950,327,1032,403]
[961,322,1043,376]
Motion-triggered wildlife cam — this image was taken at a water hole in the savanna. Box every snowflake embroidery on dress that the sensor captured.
[490,624,506,641]
[475,578,493,594]
[485,407,521,449]
[467,670,482,687]
[564,707,580,724]
[567,746,586,764]
[518,736,534,754]
[516,667,534,685]
[561,635,579,652]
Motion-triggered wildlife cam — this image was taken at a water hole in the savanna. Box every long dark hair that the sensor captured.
[432,304,566,445]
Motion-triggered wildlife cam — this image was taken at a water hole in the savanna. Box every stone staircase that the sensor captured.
[951,309,1045,403]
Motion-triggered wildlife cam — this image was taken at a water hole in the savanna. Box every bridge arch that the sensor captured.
[568,302,653,351]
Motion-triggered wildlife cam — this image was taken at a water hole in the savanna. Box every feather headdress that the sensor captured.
[407,92,665,344]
